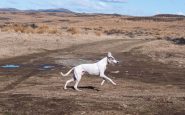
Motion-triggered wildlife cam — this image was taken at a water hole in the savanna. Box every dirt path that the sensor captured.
[0,39,185,115]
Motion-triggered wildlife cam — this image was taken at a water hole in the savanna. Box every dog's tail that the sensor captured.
[60,67,74,77]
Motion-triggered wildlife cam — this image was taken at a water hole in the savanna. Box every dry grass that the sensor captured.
[95,31,101,36]
[66,27,79,35]
[0,23,58,34]
[0,12,185,37]
[48,27,58,34]
[133,40,185,67]
[35,24,49,34]
[104,29,123,35]
[1,24,26,33]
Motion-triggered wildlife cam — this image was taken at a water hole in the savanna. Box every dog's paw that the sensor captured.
[113,83,117,85]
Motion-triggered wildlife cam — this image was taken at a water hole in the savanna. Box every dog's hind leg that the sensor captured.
[64,78,74,90]
[74,80,82,91]
[74,71,82,91]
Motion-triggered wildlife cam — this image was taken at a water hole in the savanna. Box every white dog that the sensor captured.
[60,52,119,91]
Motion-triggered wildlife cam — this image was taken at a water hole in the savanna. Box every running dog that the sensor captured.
[60,52,119,91]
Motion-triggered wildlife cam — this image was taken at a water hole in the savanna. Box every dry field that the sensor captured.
[1,12,185,37]
[0,11,185,115]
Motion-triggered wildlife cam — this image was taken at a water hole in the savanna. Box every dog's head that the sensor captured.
[107,52,119,64]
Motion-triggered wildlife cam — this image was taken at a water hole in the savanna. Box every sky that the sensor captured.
[0,0,185,16]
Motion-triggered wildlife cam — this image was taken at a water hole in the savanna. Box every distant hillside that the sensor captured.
[0,8,19,12]
[0,8,184,17]
[0,8,73,13]
[27,8,73,13]
[126,13,185,22]
[154,14,185,18]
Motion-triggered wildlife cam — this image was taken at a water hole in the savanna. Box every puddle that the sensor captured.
[43,65,55,69]
[38,64,56,71]
[1,64,20,69]
[0,64,21,75]
[0,63,63,72]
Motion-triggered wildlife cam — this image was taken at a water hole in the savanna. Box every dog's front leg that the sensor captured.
[100,74,116,85]
[101,79,105,86]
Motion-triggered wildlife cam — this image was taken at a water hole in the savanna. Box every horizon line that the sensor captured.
[0,7,185,17]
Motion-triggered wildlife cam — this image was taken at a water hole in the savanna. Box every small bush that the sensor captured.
[95,31,101,36]
[33,25,49,34]
[166,37,185,45]
[48,28,58,34]
[104,29,123,35]
[30,23,38,29]
[67,27,79,35]
[14,25,25,33]
[0,23,59,34]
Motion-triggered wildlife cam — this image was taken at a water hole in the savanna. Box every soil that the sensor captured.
[0,39,185,115]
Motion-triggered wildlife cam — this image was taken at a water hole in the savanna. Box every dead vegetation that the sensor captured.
[126,17,185,22]
[0,12,185,38]
[95,31,101,36]
[0,23,58,34]
[104,29,124,35]
[133,40,185,68]
[66,27,79,35]
[165,37,185,45]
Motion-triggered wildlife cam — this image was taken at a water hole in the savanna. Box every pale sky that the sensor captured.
[0,0,185,16]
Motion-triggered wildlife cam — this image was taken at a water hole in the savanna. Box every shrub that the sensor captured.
[67,27,79,35]
[95,31,101,36]
[35,25,49,34]
[48,28,58,34]
[104,29,123,35]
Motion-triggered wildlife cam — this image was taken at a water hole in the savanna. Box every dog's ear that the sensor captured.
[107,52,112,57]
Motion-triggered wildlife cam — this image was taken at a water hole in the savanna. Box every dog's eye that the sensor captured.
[108,57,114,60]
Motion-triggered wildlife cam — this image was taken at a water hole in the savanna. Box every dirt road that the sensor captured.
[0,39,185,115]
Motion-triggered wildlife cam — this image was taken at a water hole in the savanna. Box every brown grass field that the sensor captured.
[0,11,185,115]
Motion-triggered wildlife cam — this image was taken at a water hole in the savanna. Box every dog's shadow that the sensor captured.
[67,86,101,91]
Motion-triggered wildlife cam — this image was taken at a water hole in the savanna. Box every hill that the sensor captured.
[0,8,73,13]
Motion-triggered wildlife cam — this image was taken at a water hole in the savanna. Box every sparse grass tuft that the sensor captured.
[95,31,101,36]
[35,24,49,34]
[104,29,123,35]
[0,23,59,34]
[67,27,79,35]
[48,27,58,34]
